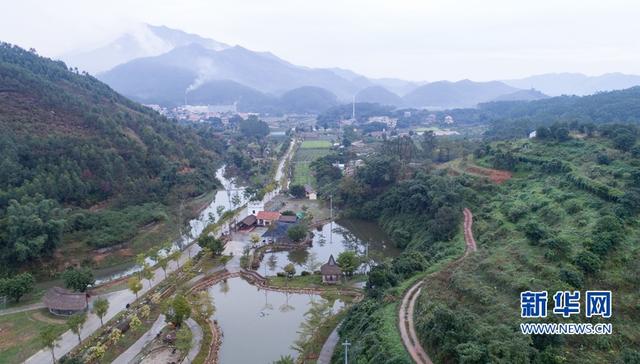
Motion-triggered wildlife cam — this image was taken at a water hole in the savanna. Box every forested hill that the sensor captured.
[0,43,224,269]
[481,87,640,139]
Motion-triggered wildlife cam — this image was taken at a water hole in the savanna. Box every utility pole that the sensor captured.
[342,340,351,364]
[330,195,333,245]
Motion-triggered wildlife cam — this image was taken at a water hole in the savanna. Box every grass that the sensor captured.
[267,274,365,290]
[300,140,332,149]
[0,309,68,364]
[293,161,314,186]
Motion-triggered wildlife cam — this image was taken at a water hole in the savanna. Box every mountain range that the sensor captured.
[60,24,640,112]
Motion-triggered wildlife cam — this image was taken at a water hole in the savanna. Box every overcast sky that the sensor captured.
[1,0,639,81]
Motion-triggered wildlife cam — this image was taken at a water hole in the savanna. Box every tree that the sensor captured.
[39,326,60,363]
[62,267,95,292]
[109,328,122,345]
[216,205,226,219]
[197,235,225,256]
[128,277,143,299]
[337,251,359,277]
[0,272,34,302]
[250,234,260,246]
[92,297,109,326]
[67,312,87,343]
[142,264,155,288]
[239,116,269,138]
[287,224,308,242]
[192,291,216,320]
[164,294,191,327]
[289,184,306,198]
[176,325,193,354]
[232,193,241,208]
[273,355,295,364]
[130,314,142,331]
[158,257,169,278]
[169,250,181,269]
[283,263,296,279]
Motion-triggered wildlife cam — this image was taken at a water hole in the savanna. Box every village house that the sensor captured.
[321,255,342,284]
[304,185,317,200]
[278,214,298,224]
[43,286,87,316]
[236,215,257,230]
[256,211,281,226]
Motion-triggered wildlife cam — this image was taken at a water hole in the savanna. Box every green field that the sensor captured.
[292,141,332,186]
[300,140,332,149]
[0,309,68,364]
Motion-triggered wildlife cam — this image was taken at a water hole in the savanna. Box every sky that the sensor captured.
[1,0,639,81]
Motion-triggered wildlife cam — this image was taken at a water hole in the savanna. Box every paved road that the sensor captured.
[398,208,477,364]
[0,302,45,316]
[25,243,201,364]
[112,314,166,364]
[183,318,203,363]
[24,141,297,363]
[317,321,342,364]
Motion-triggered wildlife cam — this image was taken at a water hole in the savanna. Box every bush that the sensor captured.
[574,251,601,274]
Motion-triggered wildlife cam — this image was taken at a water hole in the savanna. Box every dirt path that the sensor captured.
[398,208,477,364]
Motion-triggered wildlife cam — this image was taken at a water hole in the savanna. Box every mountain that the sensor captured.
[355,86,403,106]
[490,88,549,102]
[279,86,338,114]
[504,72,640,96]
[186,79,277,112]
[403,79,519,108]
[0,42,225,265]
[99,43,362,104]
[62,24,229,74]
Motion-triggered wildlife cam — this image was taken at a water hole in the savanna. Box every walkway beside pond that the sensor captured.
[184,318,203,363]
[317,321,342,364]
[113,314,166,364]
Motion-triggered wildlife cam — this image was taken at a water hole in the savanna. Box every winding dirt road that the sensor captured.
[398,208,477,364]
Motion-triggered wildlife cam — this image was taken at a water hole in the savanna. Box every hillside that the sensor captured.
[403,80,519,108]
[279,86,338,114]
[490,88,549,102]
[482,87,640,139]
[415,136,640,363]
[0,43,224,271]
[62,24,229,74]
[99,43,361,103]
[355,85,403,106]
[504,72,640,96]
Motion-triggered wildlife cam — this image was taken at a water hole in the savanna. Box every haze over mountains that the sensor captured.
[59,24,640,112]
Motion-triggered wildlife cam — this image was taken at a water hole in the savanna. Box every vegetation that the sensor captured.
[92,297,109,326]
[164,294,192,327]
[0,43,227,272]
[0,309,67,364]
[287,223,308,242]
[61,267,94,292]
[66,312,87,343]
[0,272,34,302]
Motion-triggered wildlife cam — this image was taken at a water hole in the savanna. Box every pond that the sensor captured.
[257,219,401,276]
[208,277,344,363]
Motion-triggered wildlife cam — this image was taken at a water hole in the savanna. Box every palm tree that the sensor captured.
[38,326,60,362]
[92,297,109,326]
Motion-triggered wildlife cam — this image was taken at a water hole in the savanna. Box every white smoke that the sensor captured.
[186,57,219,93]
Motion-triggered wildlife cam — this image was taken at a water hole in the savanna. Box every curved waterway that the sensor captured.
[94,166,247,284]
[208,277,344,364]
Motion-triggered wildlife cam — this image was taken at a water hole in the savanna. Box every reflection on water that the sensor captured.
[257,219,400,276]
[94,166,247,284]
[209,277,342,364]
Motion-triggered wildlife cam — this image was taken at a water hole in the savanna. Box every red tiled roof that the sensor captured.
[256,211,281,220]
